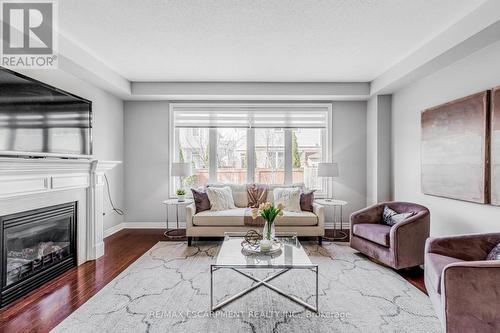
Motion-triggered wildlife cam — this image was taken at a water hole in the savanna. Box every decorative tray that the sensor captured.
[241,240,282,255]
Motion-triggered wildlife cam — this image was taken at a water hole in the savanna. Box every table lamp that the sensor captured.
[171,162,192,201]
[317,162,339,201]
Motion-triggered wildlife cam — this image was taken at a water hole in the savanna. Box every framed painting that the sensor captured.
[421,91,490,203]
[491,86,500,205]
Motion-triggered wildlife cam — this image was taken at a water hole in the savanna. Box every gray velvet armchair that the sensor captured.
[425,233,500,333]
[349,201,430,269]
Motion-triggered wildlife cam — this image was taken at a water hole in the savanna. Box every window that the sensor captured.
[292,128,324,192]
[255,128,285,184]
[170,103,331,196]
[216,128,247,183]
[175,127,209,189]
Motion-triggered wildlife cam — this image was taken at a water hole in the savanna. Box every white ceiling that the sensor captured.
[59,0,487,82]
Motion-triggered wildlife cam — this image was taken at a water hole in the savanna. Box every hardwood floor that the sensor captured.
[0,229,425,333]
[0,229,166,333]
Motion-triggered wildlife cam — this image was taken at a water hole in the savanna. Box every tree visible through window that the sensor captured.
[176,128,209,189]
[255,128,285,184]
[293,128,323,191]
[217,128,247,183]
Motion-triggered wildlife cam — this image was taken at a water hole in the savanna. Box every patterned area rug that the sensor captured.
[52,242,441,333]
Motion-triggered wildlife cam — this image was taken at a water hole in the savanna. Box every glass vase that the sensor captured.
[262,220,275,241]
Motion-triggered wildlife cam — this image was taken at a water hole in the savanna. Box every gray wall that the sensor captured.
[377,95,392,203]
[392,40,500,236]
[366,95,392,205]
[19,69,125,230]
[124,101,170,223]
[331,101,367,223]
[124,101,367,224]
[366,97,377,205]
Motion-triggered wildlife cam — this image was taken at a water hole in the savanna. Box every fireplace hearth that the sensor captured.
[0,202,77,307]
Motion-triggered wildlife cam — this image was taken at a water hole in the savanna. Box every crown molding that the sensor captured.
[20,0,500,101]
[371,0,500,95]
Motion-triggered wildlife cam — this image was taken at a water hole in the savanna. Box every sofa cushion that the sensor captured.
[353,223,391,247]
[206,186,236,211]
[275,211,318,226]
[207,183,248,208]
[486,243,500,260]
[263,183,305,203]
[300,190,315,212]
[193,208,247,226]
[192,208,318,227]
[382,205,415,226]
[273,187,302,212]
[247,183,268,208]
[191,188,210,213]
[425,253,465,294]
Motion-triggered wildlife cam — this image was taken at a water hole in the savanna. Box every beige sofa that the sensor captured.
[186,183,325,246]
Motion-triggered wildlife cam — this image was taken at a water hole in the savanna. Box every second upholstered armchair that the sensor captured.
[350,201,430,269]
[425,233,500,332]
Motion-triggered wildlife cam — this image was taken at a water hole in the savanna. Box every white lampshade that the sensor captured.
[171,162,192,177]
[317,162,339,177]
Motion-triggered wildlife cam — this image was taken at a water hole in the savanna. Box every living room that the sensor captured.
[0,0,499,332]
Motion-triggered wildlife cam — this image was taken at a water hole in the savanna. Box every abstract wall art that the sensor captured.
[491,86,500,206]
[421,91,490,203]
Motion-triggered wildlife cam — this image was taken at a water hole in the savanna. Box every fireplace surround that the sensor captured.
[0,157,120,307]
[0,202,77,307]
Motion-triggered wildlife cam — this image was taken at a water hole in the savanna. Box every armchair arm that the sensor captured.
[350,203,384,227]
[390,211,430,268]
[442,261,500,332]
[425,233,500,262]
[312,202,325,229]
[185,203,196,229]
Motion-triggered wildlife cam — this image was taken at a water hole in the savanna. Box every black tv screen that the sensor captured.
[0,68,92,157]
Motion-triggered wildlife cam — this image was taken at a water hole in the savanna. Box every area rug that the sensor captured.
[52,242,441,333]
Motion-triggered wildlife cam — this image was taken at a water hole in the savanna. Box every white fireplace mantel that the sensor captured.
[0,157,121,265]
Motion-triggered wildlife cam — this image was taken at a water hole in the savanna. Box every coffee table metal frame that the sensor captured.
[210,233,319,313]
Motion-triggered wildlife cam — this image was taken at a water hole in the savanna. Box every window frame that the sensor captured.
[169,103,333,198]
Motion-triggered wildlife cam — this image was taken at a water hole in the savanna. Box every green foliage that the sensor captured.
[182,175,196,187]
[176,188,186,196]
[179,149,185,163]
[292,131,301,168]
[258,204,283,240]
[204,146,209,167]
[258,204,282,224]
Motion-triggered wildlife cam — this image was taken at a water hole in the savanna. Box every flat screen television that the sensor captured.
[0,67,92,158]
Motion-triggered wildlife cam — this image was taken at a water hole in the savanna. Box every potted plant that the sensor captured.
[252,202,284,251]
[176,188,186,202]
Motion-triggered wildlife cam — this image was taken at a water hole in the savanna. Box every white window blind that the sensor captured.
[172,103,329,128]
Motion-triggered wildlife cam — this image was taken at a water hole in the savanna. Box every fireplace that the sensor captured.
[0,202,77,307]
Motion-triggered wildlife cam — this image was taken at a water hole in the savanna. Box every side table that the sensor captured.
[314,199,348,241]
[163,199,193,239]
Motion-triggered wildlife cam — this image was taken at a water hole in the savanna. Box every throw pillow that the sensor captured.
[273,187,302,212]
[206,186,236,211]
[486,243,500,260]
[191,188,210,213]
[300,190,315,212]
[247,183,268,208]
[382,206,415,226]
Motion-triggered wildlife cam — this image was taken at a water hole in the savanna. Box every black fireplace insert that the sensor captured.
[0,202,77,307]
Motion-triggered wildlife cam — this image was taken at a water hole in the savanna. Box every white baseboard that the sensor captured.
[103,221,170,238]
[123,221,167,228]
[103,223,123,238]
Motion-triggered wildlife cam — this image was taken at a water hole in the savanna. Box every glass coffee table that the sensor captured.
[210,232,318,312]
